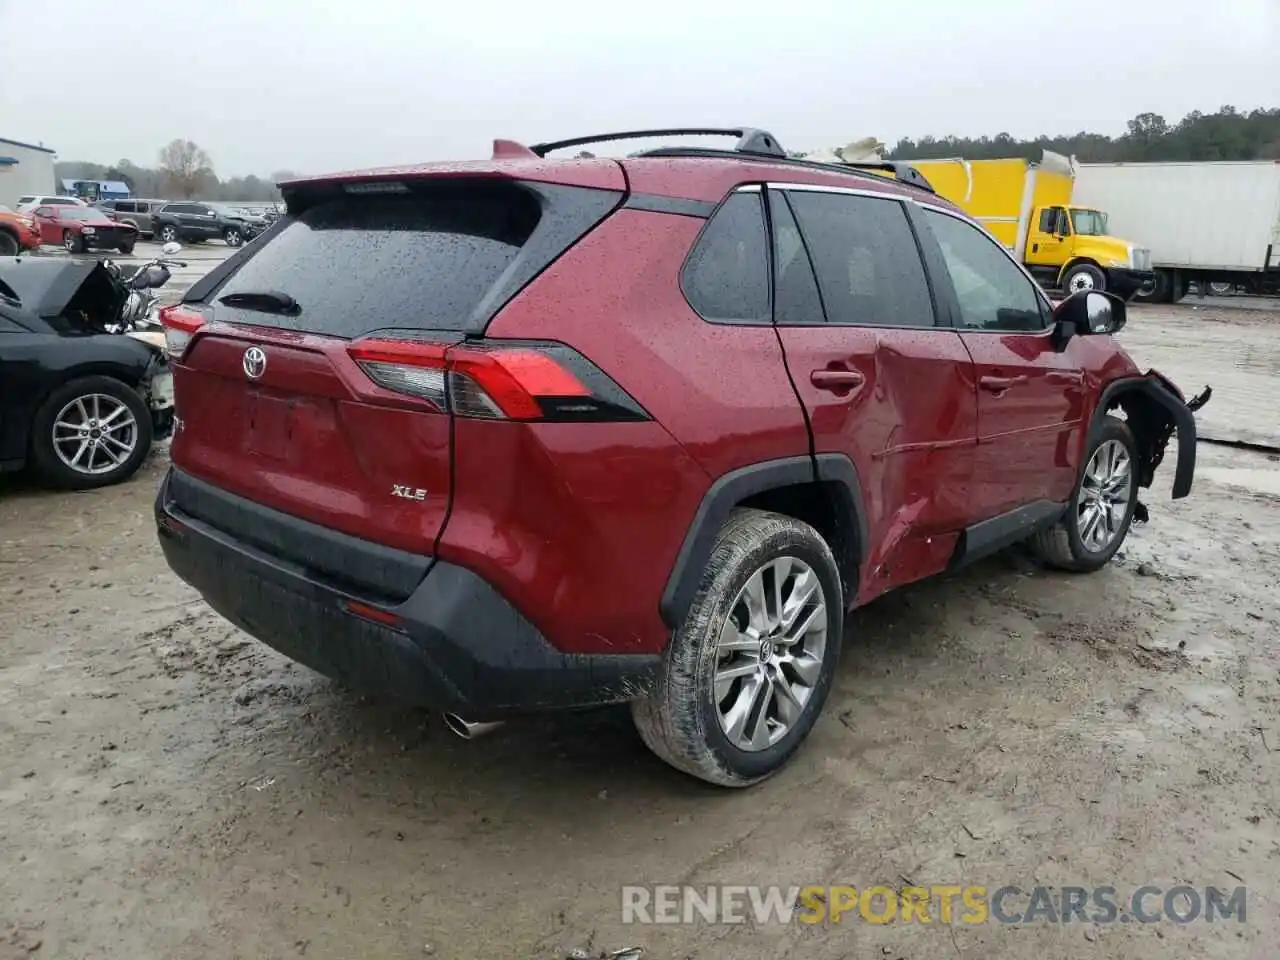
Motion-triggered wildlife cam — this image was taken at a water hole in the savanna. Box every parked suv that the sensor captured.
[151,202,266,247]
[96,198,166,239]
[155,127,1209,787]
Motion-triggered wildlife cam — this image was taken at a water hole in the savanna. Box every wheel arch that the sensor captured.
[1095,376,1197,499]
[659,453,868,629]
[15,363,147,463]
[1057,257,1103,287]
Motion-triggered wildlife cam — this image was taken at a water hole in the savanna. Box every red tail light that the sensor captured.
[158,305,206,360]
[346,338,648,422]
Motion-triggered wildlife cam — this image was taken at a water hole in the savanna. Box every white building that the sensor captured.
[0,136,57,208]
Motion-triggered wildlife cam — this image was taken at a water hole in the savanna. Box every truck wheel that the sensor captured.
[1030,417,1138,573]
[631,509,843,787]
[0,231,17,256]
[29,376,154,490]
[1062,263,1106,295]
[1133,270,1171,304]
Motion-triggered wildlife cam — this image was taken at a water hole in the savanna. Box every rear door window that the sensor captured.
[786,191,935,328]
[681,191,770,324]
[213,181,546,336]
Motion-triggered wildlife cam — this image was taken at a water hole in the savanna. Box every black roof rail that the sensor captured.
[528,127,787,159]
[628,146,937,195]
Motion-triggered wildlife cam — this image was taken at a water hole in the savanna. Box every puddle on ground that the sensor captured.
[1230,343,1280,375]
[1200,466,1280,497]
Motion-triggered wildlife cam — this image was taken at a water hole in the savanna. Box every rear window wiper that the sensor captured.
[218,290,300,315]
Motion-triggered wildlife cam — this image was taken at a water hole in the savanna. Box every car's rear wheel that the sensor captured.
[63,230,85,253]
[1030,417,1138,572]
[223,227,243,247]
[632,509,843,787]
[30,376,154,490]
[0,231,18,256]
[158,225,179,244]
[118,241,136,255]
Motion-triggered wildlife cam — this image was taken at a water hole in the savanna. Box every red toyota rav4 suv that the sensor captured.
[155,127,1209,787]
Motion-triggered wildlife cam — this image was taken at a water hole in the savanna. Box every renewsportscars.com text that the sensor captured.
[621,884,1247,925]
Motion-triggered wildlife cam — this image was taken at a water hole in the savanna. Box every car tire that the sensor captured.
[0,231,18,256]
[223,228,243,247]
[1030,417,1138,573]
[29,376,154,491]
[631,508,843,787]
[158,225,179,244]
[63,230,85,254]
[118,242,136,255]
[1062,263,1106,295]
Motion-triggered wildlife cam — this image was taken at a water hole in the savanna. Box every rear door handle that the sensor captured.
[810,369,865,394]
[979,374,1025,392]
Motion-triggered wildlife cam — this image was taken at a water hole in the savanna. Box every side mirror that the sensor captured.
[1051,290,1126,350]
[161,241,182,256]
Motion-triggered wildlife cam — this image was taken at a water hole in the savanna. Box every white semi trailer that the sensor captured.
[1073,160,1280,302]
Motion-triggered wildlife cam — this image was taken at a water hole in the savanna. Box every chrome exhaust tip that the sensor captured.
[442,714,505,740]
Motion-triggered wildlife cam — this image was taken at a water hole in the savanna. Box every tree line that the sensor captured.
[55,107,1280,201]
[883,106,1280,163]
[55,138,298,202]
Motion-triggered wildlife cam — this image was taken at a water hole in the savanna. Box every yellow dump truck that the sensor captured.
[906,151,1154,299]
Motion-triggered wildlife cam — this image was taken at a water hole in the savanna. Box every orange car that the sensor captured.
[0,204,41,255]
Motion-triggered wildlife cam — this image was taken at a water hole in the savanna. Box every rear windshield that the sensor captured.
[213,182,542,337]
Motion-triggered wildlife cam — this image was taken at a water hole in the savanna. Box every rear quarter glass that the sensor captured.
[210,178,622,338]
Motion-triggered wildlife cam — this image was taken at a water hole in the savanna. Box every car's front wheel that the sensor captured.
[29,376,154,490]
[223,227,243,247]
[1030,417,1138,572]
[632,509,843,787]
[0,231,18,256]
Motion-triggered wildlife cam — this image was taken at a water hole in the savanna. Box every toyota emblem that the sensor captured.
[242,346,267,379]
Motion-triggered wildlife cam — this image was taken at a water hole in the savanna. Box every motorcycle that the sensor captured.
[98,241,186,435]
[98,240,187,337]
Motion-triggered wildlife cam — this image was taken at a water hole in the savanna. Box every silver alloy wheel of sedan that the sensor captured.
[714,556,828,752]
[1077,437,1133,552]
[51,393,140,476]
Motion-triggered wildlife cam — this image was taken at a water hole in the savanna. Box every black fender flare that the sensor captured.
[1094,376,1198,499]
[659,453,869,630]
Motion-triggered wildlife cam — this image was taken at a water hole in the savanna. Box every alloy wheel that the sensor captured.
[1077,438,1133,552]
[51,393,139,476]
[713,556,828,751]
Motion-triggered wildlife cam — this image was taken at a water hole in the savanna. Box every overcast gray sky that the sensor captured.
[2,0,1277,177]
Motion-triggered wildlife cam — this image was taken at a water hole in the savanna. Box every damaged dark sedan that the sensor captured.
[0,256,173,489]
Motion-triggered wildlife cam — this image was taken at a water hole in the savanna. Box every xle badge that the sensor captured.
[391,485,427,501]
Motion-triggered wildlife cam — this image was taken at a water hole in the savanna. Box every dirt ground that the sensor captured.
[2,303,1279,960]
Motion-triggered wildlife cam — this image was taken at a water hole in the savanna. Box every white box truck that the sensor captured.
[1073,160,1280,302]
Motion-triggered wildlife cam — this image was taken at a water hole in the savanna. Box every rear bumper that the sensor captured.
[154,468,658,714]
[1105,267,1155,299]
